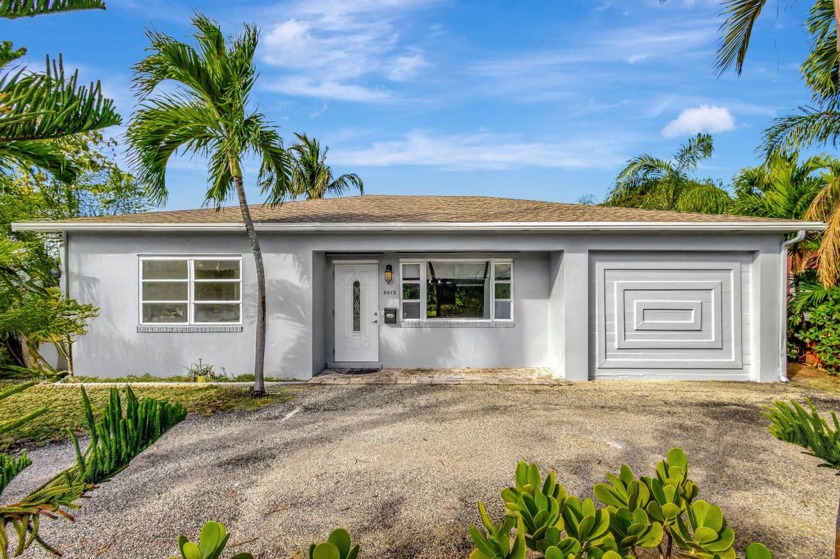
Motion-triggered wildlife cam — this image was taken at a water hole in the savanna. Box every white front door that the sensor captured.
[334,263,379,362]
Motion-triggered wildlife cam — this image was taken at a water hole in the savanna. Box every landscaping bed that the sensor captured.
[0,383,293,452]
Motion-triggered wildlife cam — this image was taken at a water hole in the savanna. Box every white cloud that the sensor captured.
[661,105,736,137]
[331,130,631,170]
[259,0,435,101]
[264,76,391,102]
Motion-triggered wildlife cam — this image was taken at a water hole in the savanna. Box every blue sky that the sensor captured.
[1,0,816,210]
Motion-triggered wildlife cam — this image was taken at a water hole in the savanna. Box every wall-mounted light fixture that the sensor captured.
[384,264,393,284]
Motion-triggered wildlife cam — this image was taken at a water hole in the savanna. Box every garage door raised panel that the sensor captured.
[591,252,750,377]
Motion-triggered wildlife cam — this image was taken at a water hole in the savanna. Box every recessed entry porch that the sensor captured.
[309,367,568,385]
[316,250,559,373]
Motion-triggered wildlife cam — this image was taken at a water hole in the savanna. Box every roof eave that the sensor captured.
[11,220,827,233]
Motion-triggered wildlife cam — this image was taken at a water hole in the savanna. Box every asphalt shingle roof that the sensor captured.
[56,195,798,224]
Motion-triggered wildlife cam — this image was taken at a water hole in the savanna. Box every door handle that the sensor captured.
[372,319,378,323]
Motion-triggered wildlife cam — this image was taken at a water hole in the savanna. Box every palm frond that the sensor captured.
[248,117,291,206]
[790,276,835,315]
[716,0,767,75]
[615,154,672,184]
[764,107,840,155]
[330,173,364,197]
[0,0,105,19]
[674,133,713,172]
[675,180,732,214]
[817,197,840,286]
[126,96,220,204]
[801,0,840,105]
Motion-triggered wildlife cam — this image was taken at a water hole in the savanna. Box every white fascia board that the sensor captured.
[11,220,827,233]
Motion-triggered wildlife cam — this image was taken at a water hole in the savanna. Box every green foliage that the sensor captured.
[0,55,121,182]
[469,509,527,559]
[762,399,840,470]
[471,448,770,559]
[127,12,292,208]
[0,386,186,557]
[792,292,840,373]
[290,133,363,200]
[171,521,252,559]
[186,359,223,382]
[309,528,360,559]
[605,134,732,214]
[0,453,30,495]
[70,386,187,484]
[0,0,106,19]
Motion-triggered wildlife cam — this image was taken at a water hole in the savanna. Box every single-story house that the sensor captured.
[13,195,824,382]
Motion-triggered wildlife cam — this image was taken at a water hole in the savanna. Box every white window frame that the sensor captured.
[399,258,514,323]
[138,256,243,326]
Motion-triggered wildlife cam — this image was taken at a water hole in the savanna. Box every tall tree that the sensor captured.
[127,14,292,396]
[604,133,732,213]
[716,0,840,285]
[290,133,363,199]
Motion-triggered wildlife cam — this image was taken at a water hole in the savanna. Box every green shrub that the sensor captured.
[471,448,770,559]
[793,294,840,373]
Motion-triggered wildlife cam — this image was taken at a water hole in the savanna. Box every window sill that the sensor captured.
[399,320,515,329]
[137,325,243,333]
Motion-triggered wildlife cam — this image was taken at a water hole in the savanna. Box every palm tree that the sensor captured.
[716,0,840,285]
[126,14,292,396]
[0,1,120,183]
[290,133,363,199]
[604,133,732,213]
[730,152,840,276]
[730,152,838,220]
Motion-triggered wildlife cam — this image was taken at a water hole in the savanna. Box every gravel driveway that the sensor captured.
[15,381,840,558]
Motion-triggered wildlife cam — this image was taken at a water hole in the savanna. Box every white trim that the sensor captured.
[138,256,242,327]
[12,220,826,233]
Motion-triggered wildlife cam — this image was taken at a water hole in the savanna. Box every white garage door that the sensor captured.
[589,252,752,380]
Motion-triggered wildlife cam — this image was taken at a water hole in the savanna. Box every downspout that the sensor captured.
[779,229,807,382]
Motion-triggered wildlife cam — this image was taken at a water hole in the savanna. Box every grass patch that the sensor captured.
[62,373,292,383]
[0,384,294,452]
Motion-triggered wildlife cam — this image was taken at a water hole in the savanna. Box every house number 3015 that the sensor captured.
[383,289,398,295]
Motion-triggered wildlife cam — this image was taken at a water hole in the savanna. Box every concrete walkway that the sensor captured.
[308,367,567,385]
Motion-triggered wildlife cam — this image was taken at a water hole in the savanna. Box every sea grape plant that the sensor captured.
[308,528,360,559]
[470,448,773,559]
[170,521,252,559]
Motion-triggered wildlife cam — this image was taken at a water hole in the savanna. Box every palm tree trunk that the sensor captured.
[233,176,267,397]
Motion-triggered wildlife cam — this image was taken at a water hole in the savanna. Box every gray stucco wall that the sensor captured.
[66,230,787,381]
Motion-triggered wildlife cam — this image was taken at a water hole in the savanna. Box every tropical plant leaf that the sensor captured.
[716,0,767,76]
[0,0,106,19]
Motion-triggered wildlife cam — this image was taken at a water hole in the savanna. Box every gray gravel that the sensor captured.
[16,381,840,558]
